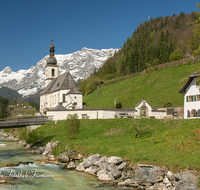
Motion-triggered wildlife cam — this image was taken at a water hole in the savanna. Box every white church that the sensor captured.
[40,39,82,113]
[40,40,166,120]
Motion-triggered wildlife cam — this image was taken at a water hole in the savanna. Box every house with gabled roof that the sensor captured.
[183,50,193,59]
[179,72,200,119]
[40,39,82,113]
[135,99,166,119]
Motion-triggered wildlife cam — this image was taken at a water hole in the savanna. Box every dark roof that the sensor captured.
[47,56,57,65]
[135,99,154,110]
[48,108,137,112]
[183,50,192,59]
[152,109,166,113]
[67,88,82,94]
[50,104,67,111]
[178,72,199,94]
[40,71,82,95]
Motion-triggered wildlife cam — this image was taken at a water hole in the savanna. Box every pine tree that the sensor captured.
[129,51,135,74]
[120,60,126,76]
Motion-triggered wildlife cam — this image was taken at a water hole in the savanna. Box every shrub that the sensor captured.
[154,66,158,71]
[187,58,192,65]
[169,49,183,62]
[26,129,44,145]
[116,102,123,109]
[66,114,80,139]
[163,102,173,107]
[19,127,44,145]
[18,127,28,141]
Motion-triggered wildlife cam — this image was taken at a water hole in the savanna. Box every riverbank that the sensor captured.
[22,119,200,172]
[0,130,198,189]
[0,119,199,189]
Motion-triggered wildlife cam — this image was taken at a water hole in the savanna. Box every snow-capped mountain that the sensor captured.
[0,47,118,97]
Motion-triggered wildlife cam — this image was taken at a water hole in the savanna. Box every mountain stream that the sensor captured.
[0,136,128,190]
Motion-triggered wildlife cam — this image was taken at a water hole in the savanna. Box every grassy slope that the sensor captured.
[36,118,200,173]
[83,61,200,109]
[32,61,200,179]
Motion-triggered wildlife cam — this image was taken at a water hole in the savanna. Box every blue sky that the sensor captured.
[0,0,199,72]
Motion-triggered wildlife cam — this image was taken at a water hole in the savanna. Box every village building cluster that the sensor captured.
[39,41,197,120]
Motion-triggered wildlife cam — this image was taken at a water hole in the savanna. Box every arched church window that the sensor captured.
[52,69,55,77]
[191,109,197,117]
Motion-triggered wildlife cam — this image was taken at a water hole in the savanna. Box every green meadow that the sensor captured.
[35,118,200,173]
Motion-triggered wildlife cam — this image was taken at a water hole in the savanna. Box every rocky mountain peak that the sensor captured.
[0,48,118,97]
[2,66,12,74]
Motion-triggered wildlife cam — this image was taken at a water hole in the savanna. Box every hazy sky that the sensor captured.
[0,0,198,71]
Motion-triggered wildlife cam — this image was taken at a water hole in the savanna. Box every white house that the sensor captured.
[40,39,82,113]
[179,72,200,119]
[134,99,166,119]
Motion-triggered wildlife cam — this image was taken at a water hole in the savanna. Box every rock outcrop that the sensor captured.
[74,155,198,190]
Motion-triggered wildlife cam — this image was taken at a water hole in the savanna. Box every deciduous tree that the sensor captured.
[66,114,80,139]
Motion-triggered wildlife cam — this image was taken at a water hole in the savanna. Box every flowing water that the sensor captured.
[0,136,129,190]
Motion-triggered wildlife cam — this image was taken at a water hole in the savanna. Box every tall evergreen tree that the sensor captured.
[129,51,136,74]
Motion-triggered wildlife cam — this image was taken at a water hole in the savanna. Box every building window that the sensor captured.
[52,69,55,77]
[191,109,197,117]
[62,94,65,102]
[74,96,76,99]
[197,95,200,101]
[188,96,193,102]
[187,95,198,102]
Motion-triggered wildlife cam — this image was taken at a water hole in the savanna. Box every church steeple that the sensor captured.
[45,37,59,88]
[47,36,57,65]
[49,37,55,56]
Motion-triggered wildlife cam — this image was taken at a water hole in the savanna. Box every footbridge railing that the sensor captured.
[0,116,53,129]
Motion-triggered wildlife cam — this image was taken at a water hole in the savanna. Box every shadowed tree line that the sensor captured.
[0,96,39,119]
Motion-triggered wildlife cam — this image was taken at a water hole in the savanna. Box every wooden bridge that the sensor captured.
[0,116,52,129]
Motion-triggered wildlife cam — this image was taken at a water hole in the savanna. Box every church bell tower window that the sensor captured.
[52,69,55,77]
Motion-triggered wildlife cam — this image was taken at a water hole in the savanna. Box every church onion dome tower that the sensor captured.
[47,37,57,65]
[45,37,59,88]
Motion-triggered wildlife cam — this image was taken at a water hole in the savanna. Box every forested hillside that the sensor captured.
[0,87,22,100]
[0,93,39,118]
[79,12,197,95]
[0,96,9,118]
[0,87,40,111]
